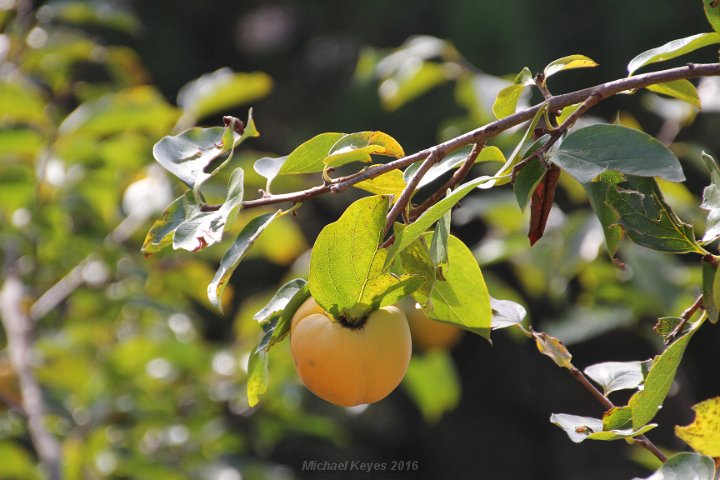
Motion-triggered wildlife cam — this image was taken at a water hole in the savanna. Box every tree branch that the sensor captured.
[0,273,61,480]
[240,62,720,211]
[384,148,444,235]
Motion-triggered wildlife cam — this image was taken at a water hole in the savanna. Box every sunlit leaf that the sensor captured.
[702,260,720,323]
[700,152,720,243]
[543,54,598,78]
[380,61,455,111]
[627,318,704,429]
[584,361,646,396]
[142,191,198,255]
[416,234,492,338]
[153,111,257,190]
[646,80,701,108]
[324,131,404,169]
[308,196,421,322]
[279,132,347,175]
[429,209,450,270]
[208,210,282,312]
[254,279,310,352]
[59,86,180,136]
[627,32,720,75]
[0,81,49,128]
[490,298,527,329]
[632,452,716,480]
[675,396,720,456]
[550,413,656,443]
[247,349,268,407]
[492,67,533,119]
[387,175,496,265]
[178,69,272,120]
[172,168,245,252]
[549,124,685,184]
[354,168,407,199]
[41,1,141,33]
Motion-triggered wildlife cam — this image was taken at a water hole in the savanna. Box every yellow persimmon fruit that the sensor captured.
[405,302,463,351]
[290,299,412,407]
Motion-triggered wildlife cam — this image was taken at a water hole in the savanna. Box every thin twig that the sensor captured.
[666,294,704,342]
[384,148,443,235]
[240,63,720,211]
[410,142,483,221]
[0,273,62,480]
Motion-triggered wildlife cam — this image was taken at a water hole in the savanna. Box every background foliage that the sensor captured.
[1,1,720,479]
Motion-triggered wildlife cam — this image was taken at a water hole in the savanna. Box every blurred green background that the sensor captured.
[1,1,719,479]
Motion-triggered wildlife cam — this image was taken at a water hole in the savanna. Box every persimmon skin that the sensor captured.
[405,303,463,352]
[290,297,325,334]
[290,304,411,407]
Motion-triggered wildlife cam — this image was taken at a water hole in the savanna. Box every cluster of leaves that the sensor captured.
[0,2,325,479]
[139,1,720,477]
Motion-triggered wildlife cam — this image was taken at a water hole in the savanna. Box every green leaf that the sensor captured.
[492,67,533,119]
[675,396,720,456]
[207,210,282,312]
[279,132,347,175]
[246,349,268,407]
[403,145,505,189]
[354,167,407,199]
[0,80,50,128]
[386,175,496,265]
[604,176,705,254]
[402,350,461,422]
[514,157,547,211]
[59,86,180,137]
[153,111,257,190]
[253,278,309,324]
[490,298,527,330]
[584,171,627,261]
[701,152,720,243]
[584,361,646,396]
[398,237,437,300]
[705,0,720,32]
[416,234,492,338]
[632,452,716,480]
[483,105,547,188]
[177,69,272,120]
[308,196,421,322]
[173,168,245,252]
[627,318,704,429]
[646,80,701,108]
[380,61,455,111]
[323,131,405,169]
[702,260,720,323]
[141,190,198,255]
[550,413,656,443]
[254,279,310,353]
[548,124,685,184]
[543,54,598,78]
[429,210,450,270]
[39,1,141,33]
[627,32,720,75]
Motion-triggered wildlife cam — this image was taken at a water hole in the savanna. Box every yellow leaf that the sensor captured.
[675,396,720,456]
[354,168,407,199]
